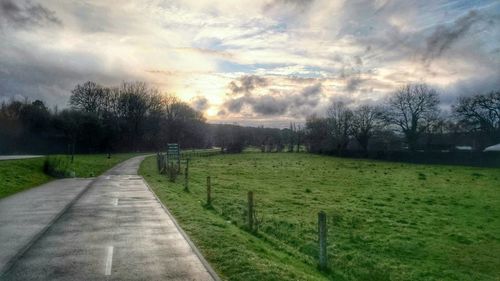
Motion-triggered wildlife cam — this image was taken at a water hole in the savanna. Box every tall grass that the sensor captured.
[43,156,75,178]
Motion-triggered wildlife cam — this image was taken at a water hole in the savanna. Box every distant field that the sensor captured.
[140,152,500,281]
[0,153,139,199]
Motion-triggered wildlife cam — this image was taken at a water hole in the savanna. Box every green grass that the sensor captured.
[0,153,139,199]
[140,152,500,281]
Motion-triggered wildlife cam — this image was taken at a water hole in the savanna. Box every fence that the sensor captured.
[156,152,332,271]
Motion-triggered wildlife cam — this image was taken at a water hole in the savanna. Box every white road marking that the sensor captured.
[105,246,114,276]
[113,198,118,206]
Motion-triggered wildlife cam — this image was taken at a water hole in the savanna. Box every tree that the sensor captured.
[327,101,353,154]
[453,91,500,145]
[69,81,106,114]
[383,84,440,151]
[350,105,382,152]
[116,82,153,150]
[304,115,331,153]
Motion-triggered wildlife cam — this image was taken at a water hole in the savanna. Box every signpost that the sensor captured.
[166,143,180,173]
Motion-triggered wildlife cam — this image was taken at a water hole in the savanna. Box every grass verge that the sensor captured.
[0,153,139,199]
[140,152,500,281]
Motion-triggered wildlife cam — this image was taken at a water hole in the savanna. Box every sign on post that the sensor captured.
[166,143,180,172]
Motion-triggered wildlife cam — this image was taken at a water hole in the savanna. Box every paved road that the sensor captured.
[0,179,92,273]
[0,155,43,161]
[0,156,218,281]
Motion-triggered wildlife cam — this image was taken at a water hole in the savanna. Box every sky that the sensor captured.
[0,0,499,127]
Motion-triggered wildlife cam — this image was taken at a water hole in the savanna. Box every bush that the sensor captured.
[43,156,75,178]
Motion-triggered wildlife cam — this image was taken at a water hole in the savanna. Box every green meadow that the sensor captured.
[140,152,500,281]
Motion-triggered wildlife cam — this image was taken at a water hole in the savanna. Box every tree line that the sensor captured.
[0,81,286,154]
[304,84,500,154]
[1,81,498,156]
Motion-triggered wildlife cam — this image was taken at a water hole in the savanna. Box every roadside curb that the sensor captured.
[0,176,98,276]
[142,177,222,281]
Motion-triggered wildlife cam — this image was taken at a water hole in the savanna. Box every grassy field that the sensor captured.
[0,153,139,199]
[140,152,500,281]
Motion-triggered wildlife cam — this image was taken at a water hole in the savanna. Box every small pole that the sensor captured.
[184,159,189,191]
[248,191,254,232]
[318,211,327,270]
[206,176,211,206]
[71,142,75,163]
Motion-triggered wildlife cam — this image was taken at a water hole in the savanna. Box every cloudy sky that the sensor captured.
[1,0,499,127]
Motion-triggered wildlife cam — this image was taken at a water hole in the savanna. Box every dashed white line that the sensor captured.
[105,246,114,276]
[113,198,118,206]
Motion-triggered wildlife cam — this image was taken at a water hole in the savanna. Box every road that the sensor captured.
[0,155,43,161]
[0,156,218,281]
[0,179,92,273]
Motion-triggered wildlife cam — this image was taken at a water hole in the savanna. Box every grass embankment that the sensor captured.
[140,153,500,281]
[0,153,138,199]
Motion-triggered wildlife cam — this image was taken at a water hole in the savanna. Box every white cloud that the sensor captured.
[0,0,499,126]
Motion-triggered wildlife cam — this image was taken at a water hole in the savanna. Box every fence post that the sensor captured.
[248,191,254,232]
[206,176,211,206]
[156,153,160,172]
[184,165,189,191]
[318,211,327,270]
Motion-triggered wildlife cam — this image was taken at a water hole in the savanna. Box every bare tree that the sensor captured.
[383,84,440,151]
[69,81,106,114]
[454,91,500,144]
[350,105,382,152]
[327,101,353,154]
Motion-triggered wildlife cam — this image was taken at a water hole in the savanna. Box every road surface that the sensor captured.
[0,155,43,161]
[0,156,218,281]
[0,179,92,273]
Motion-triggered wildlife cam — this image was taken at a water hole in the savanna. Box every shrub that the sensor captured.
[43,156,75,178]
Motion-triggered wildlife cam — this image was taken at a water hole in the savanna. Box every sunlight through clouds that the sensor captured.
[0,0,499,126]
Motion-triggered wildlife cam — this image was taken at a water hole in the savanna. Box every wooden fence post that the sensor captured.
[206,176,211,206]
[318,211,327,270]
[183,159,189,191]
[248,191,254,232]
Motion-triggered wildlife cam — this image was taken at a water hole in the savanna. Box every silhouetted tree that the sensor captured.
[350,105,382,152]
[327,101,353,154]
[454,91,500,145]
[382,84,440,151]
[69,81,106,114]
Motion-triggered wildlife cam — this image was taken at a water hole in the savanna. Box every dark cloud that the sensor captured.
[0,42,135,108]
[423,10,481,62]
[191,96,209,111]
[0,0,61,29]
[345,77,363,93]
[252,95,288,115]
[229,75,268,94]
[442,73,500,106]
[292,83,321,107]
[222,76,323,116]
[225,97,247,113]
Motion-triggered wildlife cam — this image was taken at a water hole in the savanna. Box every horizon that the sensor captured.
[1,0,499,128]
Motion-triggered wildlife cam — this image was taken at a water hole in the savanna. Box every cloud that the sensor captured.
[0,0,61,29]
[0,0,499,127]
[191,96,209,111]
[252,95,289,115]
[229,75,268,94]
[423,10,481,63]
[222,75,323,116]
[292,82,321,107]
[345,77,363,93]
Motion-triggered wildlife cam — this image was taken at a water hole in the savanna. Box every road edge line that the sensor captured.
[141,177,222,281]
